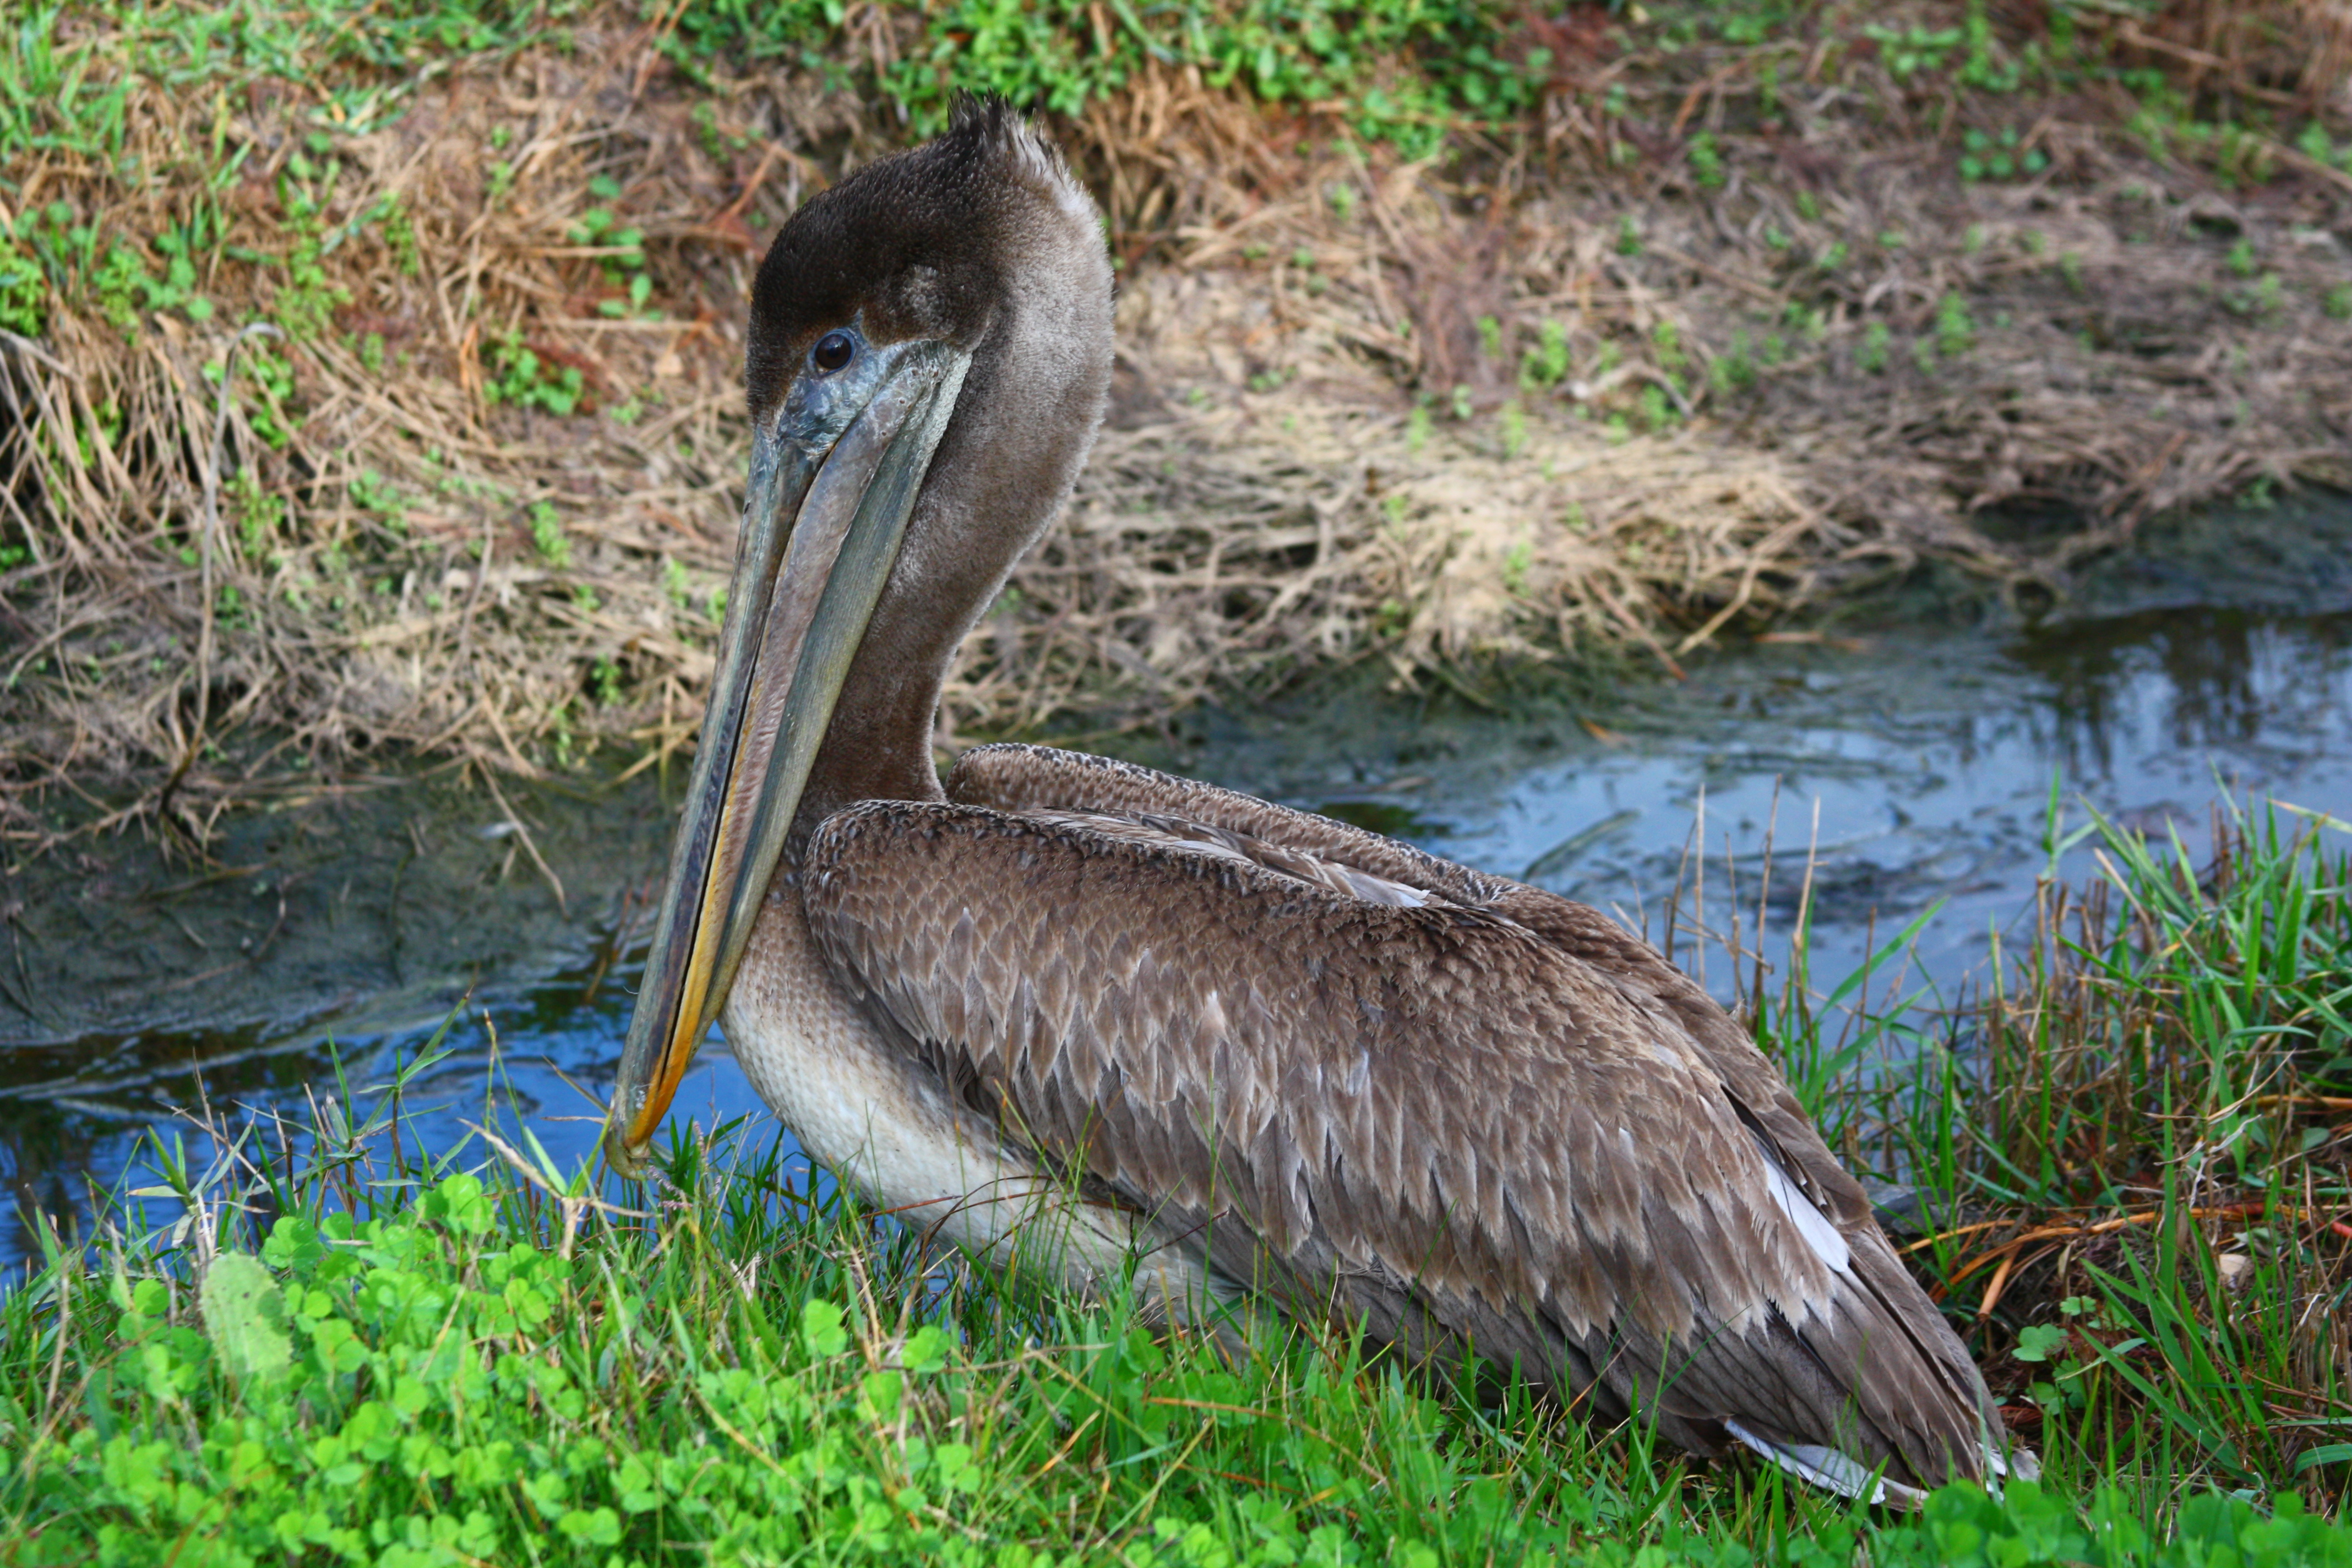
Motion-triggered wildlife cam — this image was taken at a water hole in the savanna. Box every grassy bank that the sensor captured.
[3,797,2349,1560]
[1753,796,2352,1499]
[1,1,2348,839]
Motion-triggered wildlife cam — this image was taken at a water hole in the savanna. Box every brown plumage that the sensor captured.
[605,99,2029,1506]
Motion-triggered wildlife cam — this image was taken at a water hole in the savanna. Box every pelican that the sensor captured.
[604,100,2027,1505]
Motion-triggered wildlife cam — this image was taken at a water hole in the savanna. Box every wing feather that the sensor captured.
[801,747,2011,1493]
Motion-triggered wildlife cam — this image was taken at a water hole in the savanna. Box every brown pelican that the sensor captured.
[603,100,2026,1505]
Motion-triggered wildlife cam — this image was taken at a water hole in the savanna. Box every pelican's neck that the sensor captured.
[794,340,1110,851]
[775,141,1114,851]
[797,646,952,833]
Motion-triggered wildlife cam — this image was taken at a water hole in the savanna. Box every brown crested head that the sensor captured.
[747,96,1107,424]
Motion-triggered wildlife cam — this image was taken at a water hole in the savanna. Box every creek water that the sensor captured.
[6,498,2351,1274]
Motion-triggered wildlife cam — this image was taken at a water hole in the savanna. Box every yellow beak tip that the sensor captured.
[602,1122,657,1181]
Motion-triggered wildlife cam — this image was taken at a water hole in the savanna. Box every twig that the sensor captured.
[480,698,546,780]
[480,769,567,914]
[1931,1201,2335,1285]
[1647,242,1782,304]
[464,1119,645,1260]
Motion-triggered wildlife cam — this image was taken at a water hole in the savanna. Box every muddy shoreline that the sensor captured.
[0,765,670,1054]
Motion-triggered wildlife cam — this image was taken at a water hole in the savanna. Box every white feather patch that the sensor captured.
[1752,1136,1852,1273]
[1723,1420,1928,1509]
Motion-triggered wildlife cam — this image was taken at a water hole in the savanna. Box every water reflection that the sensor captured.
[0,983,770,1275]
[6,597,2351,1274]
[2021,607,2352,780]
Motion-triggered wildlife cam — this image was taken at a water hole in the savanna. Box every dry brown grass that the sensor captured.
[1,1,2347,845]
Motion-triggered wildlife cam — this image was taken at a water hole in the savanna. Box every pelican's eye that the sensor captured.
[812,331,856,374]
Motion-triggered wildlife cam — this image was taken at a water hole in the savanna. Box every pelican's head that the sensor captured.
[605,100,1113,1175]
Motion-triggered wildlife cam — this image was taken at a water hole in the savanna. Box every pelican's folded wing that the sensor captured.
[800,753,2007,1498]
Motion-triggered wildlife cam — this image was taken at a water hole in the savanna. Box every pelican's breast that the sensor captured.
[722,869,1222,1315]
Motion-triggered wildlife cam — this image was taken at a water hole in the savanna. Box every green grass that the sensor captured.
[670,0,1544,155]
[6,796,2352,1561]
[2,0,1545,193]
[0,1117,2338,1567]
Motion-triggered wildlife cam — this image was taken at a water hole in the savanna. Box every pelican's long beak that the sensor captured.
[604,341,971,1176]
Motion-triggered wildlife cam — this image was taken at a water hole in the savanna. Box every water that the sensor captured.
[1154,602,2352,1000]
[8,505,2352,1272]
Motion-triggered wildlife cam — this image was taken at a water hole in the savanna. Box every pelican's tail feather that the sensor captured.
[1722,1419,1932,1509]
[1722,1416,2038,1511]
